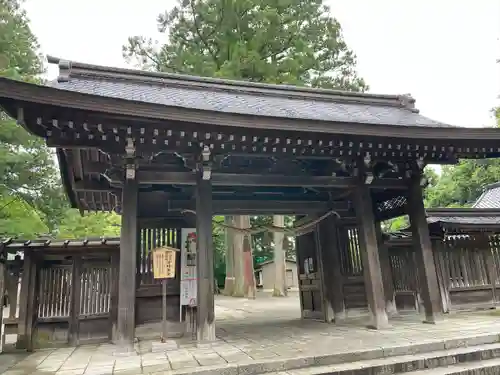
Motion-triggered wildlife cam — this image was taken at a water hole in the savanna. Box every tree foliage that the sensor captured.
[0,0,62,236]
[425,108,500,208]
[0,0,42,78]
[57,211,121,239]
[124,0,367,90]
[0,0,124,240]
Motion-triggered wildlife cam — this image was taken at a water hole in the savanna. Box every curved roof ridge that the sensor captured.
[46,55,418,111]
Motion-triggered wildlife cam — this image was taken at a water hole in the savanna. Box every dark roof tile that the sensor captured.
[472,182,500,208]
[46,57,455,128]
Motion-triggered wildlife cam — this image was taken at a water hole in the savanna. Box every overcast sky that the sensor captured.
[24,0,500,128]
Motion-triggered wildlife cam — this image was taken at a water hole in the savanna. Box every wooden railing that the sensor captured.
[80,264,112,317]
[390,248,418,293]
[37,266,72,319]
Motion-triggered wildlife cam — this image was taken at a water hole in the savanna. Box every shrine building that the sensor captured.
[2,56,500,351]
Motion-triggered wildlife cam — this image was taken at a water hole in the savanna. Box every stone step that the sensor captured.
[284,343,500,375]
[164,335,500,375]
[408,357,500,374]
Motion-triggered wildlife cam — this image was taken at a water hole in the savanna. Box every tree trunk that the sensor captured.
[232,216,256,298]
[223,216,235,296]
[273,215,287,297]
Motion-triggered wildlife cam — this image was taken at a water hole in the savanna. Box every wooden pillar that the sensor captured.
[434,240,451,313]
[16,251,37,350]
[110,251,120,341]
[408,177,442,323]
[69,256,82,346]
[116,178,139,350]
[314,224,334,322]
[331,225,346,322]
[375,223,397,316]
[317,216,344,322]
[223,216,235,296]
[295,226,306,319]
[352,185,389,329]
[7,258,21,319]
[196,176,216,342]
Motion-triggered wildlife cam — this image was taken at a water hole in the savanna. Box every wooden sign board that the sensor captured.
[152,247,177,279]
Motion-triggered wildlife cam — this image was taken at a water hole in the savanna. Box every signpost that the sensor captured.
[152,246,177,342]
[180,228,197,337]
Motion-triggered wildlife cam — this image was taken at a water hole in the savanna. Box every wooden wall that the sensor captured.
[387,234,500,312]
[324,229,500,315]
[30,252,118,349]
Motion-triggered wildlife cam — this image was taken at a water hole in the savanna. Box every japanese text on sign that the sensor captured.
[153,247,177,279]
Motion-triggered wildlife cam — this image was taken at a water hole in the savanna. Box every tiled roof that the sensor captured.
[427,215,500,226]
[422,183,500,229]
[46,56,455,128]
[472,182,500,208]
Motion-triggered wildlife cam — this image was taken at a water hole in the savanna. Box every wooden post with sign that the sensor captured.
[153,246,177,342]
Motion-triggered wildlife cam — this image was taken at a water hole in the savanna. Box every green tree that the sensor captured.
[0,0,42,79]
[57,211,122,239]
[0,0,69,236]
[0,196,48,238]
[425,108,500,208]
[124,0,367,90]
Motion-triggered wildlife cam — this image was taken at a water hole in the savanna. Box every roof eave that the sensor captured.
[1,77,500,141]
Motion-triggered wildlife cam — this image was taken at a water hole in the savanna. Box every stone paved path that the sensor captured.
[3,292,500,374]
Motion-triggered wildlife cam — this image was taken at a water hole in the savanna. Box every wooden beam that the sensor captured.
[116,178,139,350]
[107,171,409,189]
[164,200,345,215]
[195,175,216,342]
